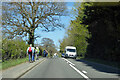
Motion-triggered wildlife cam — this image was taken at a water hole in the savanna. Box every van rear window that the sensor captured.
[67,49,75,52]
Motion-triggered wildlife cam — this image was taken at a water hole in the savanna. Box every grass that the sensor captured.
[38,56,42,58]
[2,57,29,70]
[2,56,42,70]
[77,57,120,69]
[76,57,84,60]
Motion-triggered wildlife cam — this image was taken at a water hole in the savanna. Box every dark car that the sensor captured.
[61,53,65,57]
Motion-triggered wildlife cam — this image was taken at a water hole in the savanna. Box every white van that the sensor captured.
[65,46,77,59]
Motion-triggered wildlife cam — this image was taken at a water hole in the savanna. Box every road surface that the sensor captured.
[20,58,120,80]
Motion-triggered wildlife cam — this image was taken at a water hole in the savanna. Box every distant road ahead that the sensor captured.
[20,58,120,80]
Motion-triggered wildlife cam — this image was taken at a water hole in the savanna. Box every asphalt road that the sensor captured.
[20,57,120,80]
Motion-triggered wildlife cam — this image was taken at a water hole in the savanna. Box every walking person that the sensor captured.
[27,44,34,63]
[33,47,35,62]
[43,50,46,57]
[35,47,39,60]
[45,50,48,57]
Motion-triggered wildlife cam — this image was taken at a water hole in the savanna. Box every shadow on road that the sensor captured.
[75,59,120,75]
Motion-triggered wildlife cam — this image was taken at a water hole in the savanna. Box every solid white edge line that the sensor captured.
[67,60,75,66]
[62,58,75,66]
[69,64,91,80]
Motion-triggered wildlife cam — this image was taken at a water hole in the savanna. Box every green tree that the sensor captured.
[60,2,90,57]
[2,37,29,61]
[80,2,120,61]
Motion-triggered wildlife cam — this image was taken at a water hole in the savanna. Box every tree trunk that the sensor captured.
[28,29,34,47]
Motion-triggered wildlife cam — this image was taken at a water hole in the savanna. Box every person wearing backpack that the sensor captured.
[27,44,34,63]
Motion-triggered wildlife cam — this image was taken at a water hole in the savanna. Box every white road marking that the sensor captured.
[62,58,75,66]
[62,58,90,80]
[82,70,87,74]
[69,64,91,80]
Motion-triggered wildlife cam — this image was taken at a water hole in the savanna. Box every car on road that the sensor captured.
[61,53,65,57]
[64,46,77,59]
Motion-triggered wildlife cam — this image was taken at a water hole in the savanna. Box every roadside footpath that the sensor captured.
[1,58,46,79]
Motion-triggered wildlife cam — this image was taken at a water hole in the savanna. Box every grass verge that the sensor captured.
[77,57,120,69]
[2,57,29,70]
[2,56,42,70]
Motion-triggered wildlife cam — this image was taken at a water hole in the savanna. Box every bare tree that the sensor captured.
[41,38,57,56]
[2,1,67,46]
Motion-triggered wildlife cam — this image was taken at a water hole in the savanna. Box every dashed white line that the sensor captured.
[69,64,91,80]
[62,58,90,80]
[82,70,87,74]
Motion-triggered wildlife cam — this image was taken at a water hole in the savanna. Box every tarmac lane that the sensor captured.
[16,57,120,80]
[20,58,84,79]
